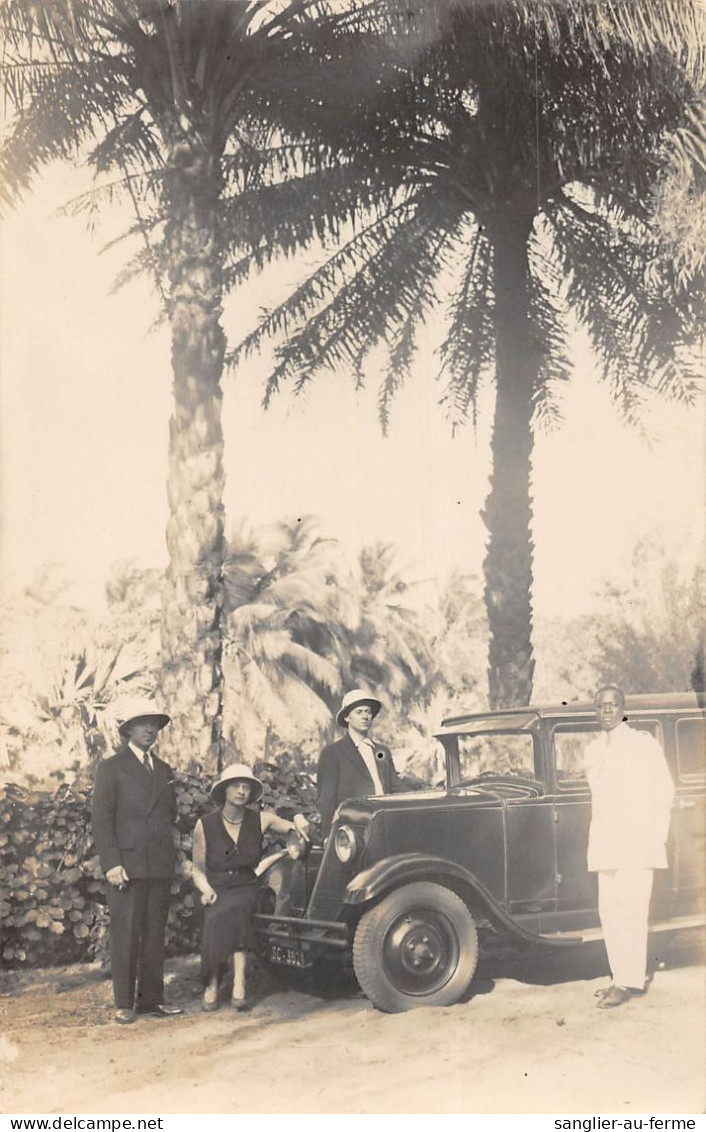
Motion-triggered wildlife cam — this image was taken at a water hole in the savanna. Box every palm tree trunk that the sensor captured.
[158,144,226,770]
[483,210,537,709]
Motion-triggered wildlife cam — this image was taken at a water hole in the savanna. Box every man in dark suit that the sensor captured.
[317,689,403,838]
[91,701,183,1025]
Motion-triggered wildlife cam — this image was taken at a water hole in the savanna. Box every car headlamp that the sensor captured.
[286,828,309,860]
[334,824,358,864]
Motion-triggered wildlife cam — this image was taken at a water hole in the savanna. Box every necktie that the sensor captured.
[143,751,152,774]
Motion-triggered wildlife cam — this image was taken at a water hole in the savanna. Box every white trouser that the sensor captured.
[597,867,654,989]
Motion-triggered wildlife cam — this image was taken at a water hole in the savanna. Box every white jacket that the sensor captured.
[585,722,675,871]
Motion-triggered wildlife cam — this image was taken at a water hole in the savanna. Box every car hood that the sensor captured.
[335,781,540,824]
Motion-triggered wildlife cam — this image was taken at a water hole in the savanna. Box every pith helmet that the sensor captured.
[116,698,171,739]
[210,762,264,806]
[336,689,382,728]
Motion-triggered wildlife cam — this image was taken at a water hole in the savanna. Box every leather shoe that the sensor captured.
[594,985,612,999]
[138,1003,183,1017]
[202,996,219,1013]
[597,985,630,1009]
[230,997,251,1012]
[114,1009,136,1025]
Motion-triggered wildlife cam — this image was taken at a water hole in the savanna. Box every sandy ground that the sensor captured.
[1,933,705,1115]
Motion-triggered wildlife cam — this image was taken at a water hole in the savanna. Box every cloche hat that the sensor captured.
[336,689,382,728]
[210,762,264,806]
[116,698,171,739]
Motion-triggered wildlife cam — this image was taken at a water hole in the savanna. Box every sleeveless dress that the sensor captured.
[199,807,263,982]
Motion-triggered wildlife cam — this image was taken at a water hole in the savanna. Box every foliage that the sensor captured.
[228,0,704,708]
[0,755,317,971]
[0,780,106,969]
[652,99,706,290]
[255,753,322,848]
[0,564,161,779]
[335,541,430,711]
[0,0,357,768]
[531,538,706,701]
[592,539,706,693]
[4,646,152,768]
[373,569,488,774]
[220,520,438,765]
[221,517,343,759]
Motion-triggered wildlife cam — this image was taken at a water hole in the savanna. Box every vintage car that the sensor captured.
[254,692,706,1012]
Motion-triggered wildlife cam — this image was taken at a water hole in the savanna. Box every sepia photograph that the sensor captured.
[0,0,704,1117]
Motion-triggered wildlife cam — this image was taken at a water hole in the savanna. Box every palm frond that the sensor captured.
[438,218,494,427]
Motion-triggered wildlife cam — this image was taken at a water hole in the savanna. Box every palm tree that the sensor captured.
[229,0,704,708]
[340,542,429,710]
[220,516,342,762]
[0,0,335,765]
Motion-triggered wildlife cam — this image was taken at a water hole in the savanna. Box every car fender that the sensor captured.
[344,852,572,946]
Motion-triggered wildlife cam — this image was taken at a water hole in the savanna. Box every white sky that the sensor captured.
[0,163,704,619]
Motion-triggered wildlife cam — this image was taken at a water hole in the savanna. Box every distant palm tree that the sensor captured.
[221,517,342,763]
[341,542,429,708]
[231,0,704,708]
[0,0,333,766]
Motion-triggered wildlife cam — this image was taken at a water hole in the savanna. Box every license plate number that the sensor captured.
[268,941,307,968]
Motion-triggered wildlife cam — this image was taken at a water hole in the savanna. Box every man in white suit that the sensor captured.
[585,684,674,1009]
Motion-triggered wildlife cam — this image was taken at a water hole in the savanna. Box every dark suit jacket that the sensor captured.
[317,732,402,837]
[91,743,177,879]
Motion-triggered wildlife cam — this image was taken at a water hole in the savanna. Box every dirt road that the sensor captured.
[1,935,704,1115]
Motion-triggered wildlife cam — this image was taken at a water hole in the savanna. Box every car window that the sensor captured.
[553,727,597,782]
[553,720,662,786]
[458,733,535,780]
[676,718,705,781]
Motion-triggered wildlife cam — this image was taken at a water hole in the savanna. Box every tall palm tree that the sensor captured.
[0,0,333,765]
[229,0,704,708]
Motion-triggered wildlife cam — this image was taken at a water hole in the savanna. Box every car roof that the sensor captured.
[436,692,706,737]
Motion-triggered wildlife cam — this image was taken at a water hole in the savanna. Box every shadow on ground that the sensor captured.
[463,926,706,1002]
[2,928,703,1026]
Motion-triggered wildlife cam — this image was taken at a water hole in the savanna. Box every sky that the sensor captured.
[0,162,704,622]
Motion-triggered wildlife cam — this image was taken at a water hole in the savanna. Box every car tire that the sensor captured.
[352,881,478,1012]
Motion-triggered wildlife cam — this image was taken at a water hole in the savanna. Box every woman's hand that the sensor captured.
[200,886,218,906]
[293,813,311,843]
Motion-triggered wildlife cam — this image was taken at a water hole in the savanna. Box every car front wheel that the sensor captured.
[352,881,478,1012]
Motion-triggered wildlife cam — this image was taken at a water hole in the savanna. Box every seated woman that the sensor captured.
[190,762,309,1012]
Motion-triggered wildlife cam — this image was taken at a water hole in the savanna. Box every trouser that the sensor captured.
[597,867,654,989]
[107,878,171,1010]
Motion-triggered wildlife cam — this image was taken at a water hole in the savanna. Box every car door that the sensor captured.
[551,718,672,919]
[457,730,551,911]
[673,715,706,909]
[550,720,597,918]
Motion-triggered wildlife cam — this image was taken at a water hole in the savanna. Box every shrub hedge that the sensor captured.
[0,755,320,970]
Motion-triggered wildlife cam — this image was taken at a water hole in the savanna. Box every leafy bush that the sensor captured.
[0,781,105,969]
[255,755,321,848]
[0,757,317,970]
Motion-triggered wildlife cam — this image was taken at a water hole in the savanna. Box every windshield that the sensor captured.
[457,732,536,782]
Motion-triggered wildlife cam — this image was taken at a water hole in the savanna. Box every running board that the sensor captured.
[538,912,706,944]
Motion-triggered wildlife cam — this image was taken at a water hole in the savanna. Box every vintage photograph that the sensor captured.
[0,0,704,1116]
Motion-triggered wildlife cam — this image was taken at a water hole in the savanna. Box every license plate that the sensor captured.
[268,940,308,968]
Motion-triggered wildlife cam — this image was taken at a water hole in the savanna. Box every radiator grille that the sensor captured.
[307,824,366,921]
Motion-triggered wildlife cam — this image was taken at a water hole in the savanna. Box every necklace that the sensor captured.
[222,814,243,826]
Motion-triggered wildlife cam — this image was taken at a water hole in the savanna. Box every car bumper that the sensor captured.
[253,912,350,966]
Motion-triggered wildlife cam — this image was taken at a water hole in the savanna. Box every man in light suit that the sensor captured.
[91,701,183,1025]
[317,689,403,838]
[585,684,674,1009]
